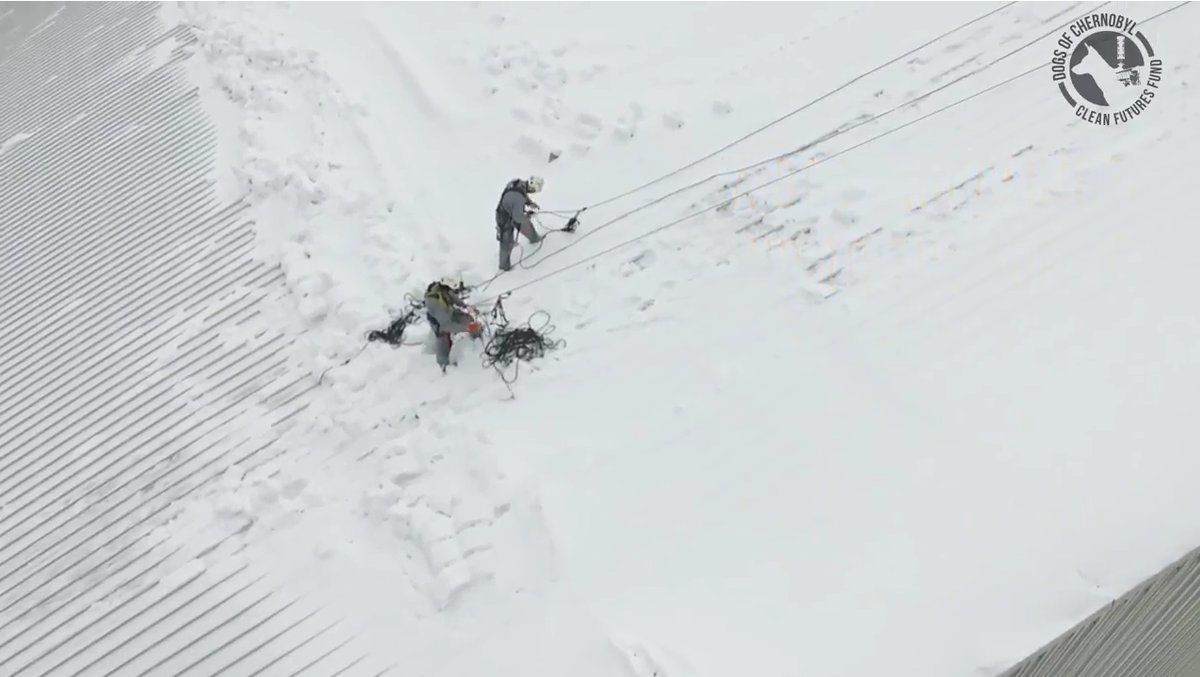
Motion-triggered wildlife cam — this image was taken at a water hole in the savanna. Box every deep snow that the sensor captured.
[160,1,1199,676]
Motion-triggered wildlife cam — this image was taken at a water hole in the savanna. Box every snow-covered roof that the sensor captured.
[2,2,1197,676]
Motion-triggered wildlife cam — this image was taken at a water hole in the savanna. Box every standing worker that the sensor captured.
[495,176,545,271]
[424,277,483,372]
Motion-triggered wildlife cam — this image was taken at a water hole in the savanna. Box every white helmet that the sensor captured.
[525,175,545,193]
[439,275,459,289]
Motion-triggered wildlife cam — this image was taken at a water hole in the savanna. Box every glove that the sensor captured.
[467,321,483,339]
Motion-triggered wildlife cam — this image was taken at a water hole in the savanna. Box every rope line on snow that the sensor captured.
[479,295,564,393]
[464,2,1029,296]
[479,0,1191,304]
[461,0,1112,300]
[469,1,1094,297]
[468,213,575,294]
[513,0,1114,276]
[315,1,1189,390]
[319,285,563,392]
[540,1,1020,215]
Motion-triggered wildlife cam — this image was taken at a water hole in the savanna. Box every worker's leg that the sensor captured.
[435,332,453,370]
[435,310,480,371]
[498,227,515,271]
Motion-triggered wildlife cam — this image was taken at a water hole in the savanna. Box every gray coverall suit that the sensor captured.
[496,181,541,271]
[424,285,481,370]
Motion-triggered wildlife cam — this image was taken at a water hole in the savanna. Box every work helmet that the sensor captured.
[525,176,545,193]
[439,275,459,289]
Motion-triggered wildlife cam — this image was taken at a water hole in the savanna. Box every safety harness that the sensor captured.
[494,178,527,241]
[425,281,454,310]
[424,280,464,335]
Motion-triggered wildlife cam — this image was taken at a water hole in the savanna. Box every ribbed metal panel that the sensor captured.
[0,3,371,675]
[1001,544,1200,677]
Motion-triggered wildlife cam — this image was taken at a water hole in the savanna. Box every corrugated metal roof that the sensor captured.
[0,3,377,675]
[1001,542,1200,677]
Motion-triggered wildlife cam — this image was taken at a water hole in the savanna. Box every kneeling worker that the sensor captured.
[424,278,483,372]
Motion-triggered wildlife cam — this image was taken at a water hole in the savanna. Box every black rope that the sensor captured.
[319,292,431,383]
[476,0,1197,304]
[479,295,564,389]
[518,1,1111,275]
[365,294,425,346]
[470,213,579,294]
[366,311,417,346]
[482,317,562,367]
[463,4,1034,301]
[319,282,562,389]
[313,1,1189,392]
[317,342,369,385]
[473,2,1087,299]
[466,1,1105,301]
[535,1,1019,216]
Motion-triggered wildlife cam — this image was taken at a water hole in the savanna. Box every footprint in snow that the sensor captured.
[515,133,560,161]
[832,209,860,227]
[612,124,636,142]
[579,64,607,81]
[281,478,309,500]
[533,64,568,89]
[575,112,603,139]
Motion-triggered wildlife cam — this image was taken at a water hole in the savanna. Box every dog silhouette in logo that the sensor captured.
[1071,41,1136,107]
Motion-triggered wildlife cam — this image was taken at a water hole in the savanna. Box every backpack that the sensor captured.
[426,281,455,310]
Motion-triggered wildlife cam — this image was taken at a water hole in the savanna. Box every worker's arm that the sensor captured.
[501,190,534,230]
